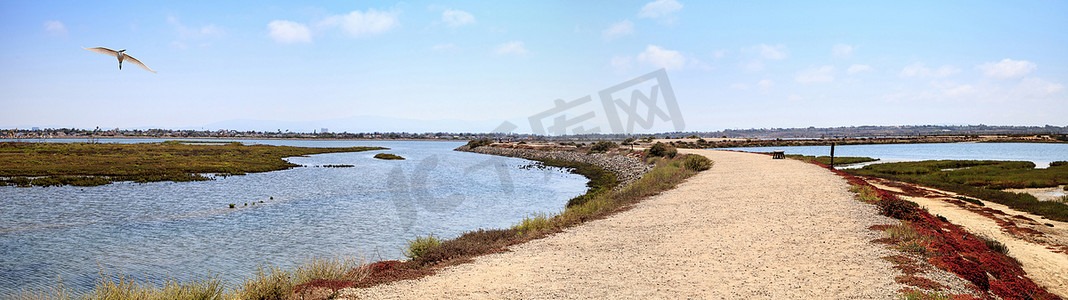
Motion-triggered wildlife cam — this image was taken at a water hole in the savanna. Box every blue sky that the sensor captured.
[1,0,1065,133]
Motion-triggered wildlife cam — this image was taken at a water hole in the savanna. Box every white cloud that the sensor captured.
[796,66,835,83]
[977,59,1037,79]
[712,50,727,59]
[637,45,686,70]
[752,44,788,60]
[1017,77,1064,96]
[832,44,853,58]
[730,83,749,90]
[899,62,959,78]
[847,64,872,74]
[168,16,224,39]
[43,20,66,35]
[602,19,634,40]
[431,43,458,51]
[320,9,398,37]
[943,84,975,97]
[268,20,312,44]
[757,79,774,89]
[495,41,528,55]
[787,94,804,101]
[638,0,682,21]
[442,9,475,27]
[610,55,633,72]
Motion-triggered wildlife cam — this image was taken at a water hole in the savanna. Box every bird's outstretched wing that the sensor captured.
[83,47,118,58]
[122,54,156,73]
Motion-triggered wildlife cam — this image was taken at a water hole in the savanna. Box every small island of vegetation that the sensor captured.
[373,153,405,160]
[0,141,386,187]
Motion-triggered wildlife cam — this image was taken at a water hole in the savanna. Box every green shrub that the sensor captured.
[622,137,635,145]
[465,139,492,148]
[512,213,555,234]
[682,154,713,171]
[646,142,677,158]
[403,234,443,259]
[1050,161,1067,167]
[588,141,618,153]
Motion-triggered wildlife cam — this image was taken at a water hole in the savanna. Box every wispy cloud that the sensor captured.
[268,20,312,44]
[832,44,854,58]
[441,9,475,27]
[847,64,872,74]
[495,41,528,55]
[796,66,835,83]
[168,16,224,39]
[638,0,683,22]
[602,19,634,41]
[43,20,66,36]
[976,59,1036,79]
[431,43,458,51]
[319,9,399,37]
[899,62,959,78]
[637,45,686,70]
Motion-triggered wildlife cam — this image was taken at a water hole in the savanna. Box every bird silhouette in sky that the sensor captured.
[83,47,156,73]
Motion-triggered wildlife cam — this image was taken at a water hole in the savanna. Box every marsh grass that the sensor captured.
[850,185,880,203]
[0,142,386,187]
[884,222,931,255]
[786,154,878,166]
[846,160,1068,222]
[512,212,554,235]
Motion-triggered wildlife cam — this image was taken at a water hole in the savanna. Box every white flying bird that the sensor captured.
[82,47,156,73]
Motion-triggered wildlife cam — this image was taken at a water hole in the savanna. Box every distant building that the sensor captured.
[320,128,329,134]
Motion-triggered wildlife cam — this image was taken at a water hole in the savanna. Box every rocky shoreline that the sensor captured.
[454,145,653,189]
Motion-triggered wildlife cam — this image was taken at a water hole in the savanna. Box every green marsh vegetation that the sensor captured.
[785,154,878,166]
[16,255,367,300]
[846,160,1068,222]
[0,141,385,187]
[372,153,405,160]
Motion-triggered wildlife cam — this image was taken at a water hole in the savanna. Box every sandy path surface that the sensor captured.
[867,179,1068,297]
[340,150,910,299]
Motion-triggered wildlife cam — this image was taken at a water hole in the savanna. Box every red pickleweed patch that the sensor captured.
[786,156,1063,300]
[896,275,947,290]
[869,224,895,231]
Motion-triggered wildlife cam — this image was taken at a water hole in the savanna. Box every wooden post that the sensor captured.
[830,142,836,168]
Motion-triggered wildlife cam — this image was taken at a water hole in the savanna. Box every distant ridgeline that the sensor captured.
[2,124,1067,140]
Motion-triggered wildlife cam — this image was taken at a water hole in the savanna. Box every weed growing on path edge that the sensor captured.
[403,234,443,260]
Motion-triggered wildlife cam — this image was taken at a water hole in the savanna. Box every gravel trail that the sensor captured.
[340,150,909,299]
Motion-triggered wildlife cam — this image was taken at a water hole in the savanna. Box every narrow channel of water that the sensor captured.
[721,143,1068,168]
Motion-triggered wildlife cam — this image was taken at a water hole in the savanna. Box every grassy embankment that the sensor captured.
[845,160,1068,222]
[374,142,712,291]
[0,141,385,187]
[14,256,368,300]
[785,154,878,166]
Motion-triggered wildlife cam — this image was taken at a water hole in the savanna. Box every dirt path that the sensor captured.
[339,150,938,299]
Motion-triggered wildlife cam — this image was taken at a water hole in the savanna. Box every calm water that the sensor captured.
[722,143,1068,168]
[0,140,587,296]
